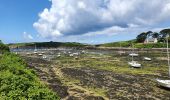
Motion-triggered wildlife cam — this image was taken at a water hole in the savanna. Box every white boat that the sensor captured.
[42,55,47,59]
[156,79,170,88]
[38,53,43,56]
[26,52,31,55]
[128,44,141,68]
[57,54,61,57]
[156,34,170,89]
[144,57,151,61]
[129,53,138,56]
[69,54,74,57]
[128,61,141,68]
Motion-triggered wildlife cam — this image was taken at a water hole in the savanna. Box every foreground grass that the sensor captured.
[0,53,60,100]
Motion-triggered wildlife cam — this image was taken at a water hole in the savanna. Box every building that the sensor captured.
[144,37,158,43]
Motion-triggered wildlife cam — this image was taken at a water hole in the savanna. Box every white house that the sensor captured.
[144,37,158,43]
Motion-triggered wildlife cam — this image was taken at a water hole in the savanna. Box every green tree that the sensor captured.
[160,29,170,42]
[136,31,153,43]
[152,32,159,38]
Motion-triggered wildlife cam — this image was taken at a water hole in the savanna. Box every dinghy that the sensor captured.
[42,55,47,59]
[129,53,138,56]
[156,34,170,89]
[156,79,170,88]
[144,57,151,61]
[128,61,141,68]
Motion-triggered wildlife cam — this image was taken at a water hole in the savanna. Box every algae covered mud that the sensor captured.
[12,48,170,100]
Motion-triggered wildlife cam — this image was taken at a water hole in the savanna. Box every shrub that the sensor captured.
[0,53,60,100]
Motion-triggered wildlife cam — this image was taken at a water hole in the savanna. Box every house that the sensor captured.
[144,37,158,43]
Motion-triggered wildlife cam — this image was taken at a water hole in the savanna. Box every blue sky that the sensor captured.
[0,0,51,43]
[0,0,170,44]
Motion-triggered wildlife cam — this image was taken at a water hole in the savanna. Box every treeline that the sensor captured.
[0,41,60,99]
[136,28,170,43]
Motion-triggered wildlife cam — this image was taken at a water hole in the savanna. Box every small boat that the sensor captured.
[156,34,170,89]
[41,52,45,54]
[57,54,61,57]
[34,51,38,54]
[128,44,141,68]
[38,53,43,56]
[26,52,31,55]
[128,61,141,68]
[129,53,138,56]
[69,54,73,57]
[144,57,151,61]
[156,79,170,88]
[42,55,47,59]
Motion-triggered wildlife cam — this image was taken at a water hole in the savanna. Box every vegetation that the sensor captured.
[0,40,9,53]
[0,41,60,100]
[136,29,170,43]
[8,41,87,48]
[100,28,170,48]
[99,40,136,47]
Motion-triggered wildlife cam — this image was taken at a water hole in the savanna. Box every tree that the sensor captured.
[160,29,170,42]
[136,32,147,43]
[136,31,153,43]
[152,32,159,38]
[160,29,170,37]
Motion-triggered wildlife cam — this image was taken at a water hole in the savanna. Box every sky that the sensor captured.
[0,0,170,44]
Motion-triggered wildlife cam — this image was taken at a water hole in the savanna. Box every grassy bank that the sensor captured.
[0,53,60,99]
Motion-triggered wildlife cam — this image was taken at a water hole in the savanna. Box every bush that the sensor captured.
[0,53,60,100]
[0,41,9,53]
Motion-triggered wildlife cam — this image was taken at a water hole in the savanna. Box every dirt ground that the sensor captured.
[21,50,170,100]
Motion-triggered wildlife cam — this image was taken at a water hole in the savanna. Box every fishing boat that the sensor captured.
[156,34,170,89]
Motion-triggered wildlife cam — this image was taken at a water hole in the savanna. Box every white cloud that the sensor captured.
[23,32,33,40]
[34,0,170,39]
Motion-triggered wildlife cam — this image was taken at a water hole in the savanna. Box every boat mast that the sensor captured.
[166,34,170,77]
[35,44,37,51]
[132,43,134,62]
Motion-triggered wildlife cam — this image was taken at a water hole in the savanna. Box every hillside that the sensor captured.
[8,41,88,49]
[98,40,169,48]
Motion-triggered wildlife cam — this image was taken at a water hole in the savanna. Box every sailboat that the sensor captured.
[118,43,125,55]
[128,44,141,68]
[144,35,152,61]
[156,34,170,88]
[129,44,138,57]
[34,44,38,54]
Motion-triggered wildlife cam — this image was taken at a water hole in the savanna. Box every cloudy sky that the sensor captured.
[0,0,170,44]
